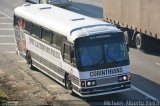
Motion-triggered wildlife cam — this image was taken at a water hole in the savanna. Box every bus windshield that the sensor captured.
[76,32,129,71]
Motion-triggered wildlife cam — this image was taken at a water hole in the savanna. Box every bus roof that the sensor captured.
[14,4,121,43]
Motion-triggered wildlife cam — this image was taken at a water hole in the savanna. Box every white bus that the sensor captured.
[14,4,131,97]
[25,0,72,7]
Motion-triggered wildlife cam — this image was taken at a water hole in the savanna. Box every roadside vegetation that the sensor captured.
[0,66,53,105]
[0,89,8,105]
[0,71,9,105]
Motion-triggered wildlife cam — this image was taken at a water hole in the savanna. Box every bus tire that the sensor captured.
[26,51,34,69]
[65,74,74,95]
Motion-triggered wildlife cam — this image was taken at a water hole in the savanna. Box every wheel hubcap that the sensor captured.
[136,37,141,48]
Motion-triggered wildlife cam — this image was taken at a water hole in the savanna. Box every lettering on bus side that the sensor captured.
[90,67,123,77]
[29,37,60,59]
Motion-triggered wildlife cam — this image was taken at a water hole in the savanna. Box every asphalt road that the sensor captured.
[0,0,160,105]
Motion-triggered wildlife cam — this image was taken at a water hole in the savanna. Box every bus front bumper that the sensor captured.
[77,81,131,97]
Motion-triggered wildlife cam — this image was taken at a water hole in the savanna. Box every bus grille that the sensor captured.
[96,76,118,86]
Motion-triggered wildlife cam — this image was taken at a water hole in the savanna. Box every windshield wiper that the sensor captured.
[107,56,118,63]
[106,48,119,63]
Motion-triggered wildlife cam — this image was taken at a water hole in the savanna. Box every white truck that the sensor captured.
[103,0,160,50]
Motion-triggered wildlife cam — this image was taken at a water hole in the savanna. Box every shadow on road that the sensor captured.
[130,39,160,57]
[142,48,160,57]
[129,46,160,57]
[143,39,160,56]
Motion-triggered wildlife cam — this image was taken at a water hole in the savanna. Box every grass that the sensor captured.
[0,89,8,105]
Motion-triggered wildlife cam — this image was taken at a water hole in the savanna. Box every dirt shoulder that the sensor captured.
[0,52,63,105]
[0,52,90,106]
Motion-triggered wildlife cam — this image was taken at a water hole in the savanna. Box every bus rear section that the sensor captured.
[72,30,131,97]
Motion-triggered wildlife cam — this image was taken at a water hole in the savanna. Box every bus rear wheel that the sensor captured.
[26,51,34,69]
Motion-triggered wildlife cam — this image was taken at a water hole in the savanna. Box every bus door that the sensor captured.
[62,42,75,74]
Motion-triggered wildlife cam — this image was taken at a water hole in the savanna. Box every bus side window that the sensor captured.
[31,23,41,38]
[52,32,56,45]
[41,28,52,44]
[52,33,63,49]
[63,43,71,63]
[24,20,31,33]
[56,34,63,48]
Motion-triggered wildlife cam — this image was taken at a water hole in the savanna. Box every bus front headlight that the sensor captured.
[118,74,131,82]
[87,82,91,86]
[86,80,96,87]
[91,80,96,85]
[123,76,127,80]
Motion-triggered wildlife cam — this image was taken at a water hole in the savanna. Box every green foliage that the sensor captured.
[0,89,8,105]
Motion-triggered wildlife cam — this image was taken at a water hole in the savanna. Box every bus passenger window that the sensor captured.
[31,24,41,38]
[42,28,52,43]
[52,32,56,45]
[52,33,63,48]
[24,20,31,33]
[56,34,63,48]
[63,43,71,63]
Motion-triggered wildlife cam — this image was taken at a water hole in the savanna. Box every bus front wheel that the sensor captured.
[65,74,74,95]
